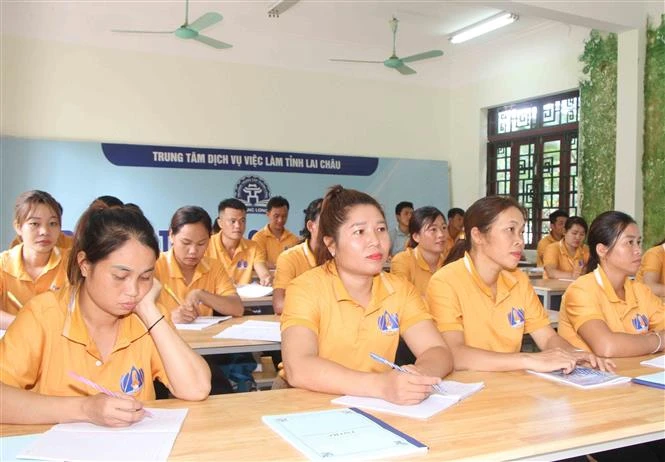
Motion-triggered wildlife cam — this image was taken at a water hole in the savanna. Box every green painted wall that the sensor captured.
[643,15,665,247]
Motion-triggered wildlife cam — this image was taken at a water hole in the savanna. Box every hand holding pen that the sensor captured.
[370,353,444,405]
[69,371,152,427]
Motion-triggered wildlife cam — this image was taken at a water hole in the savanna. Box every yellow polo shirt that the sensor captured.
[205,234,267,285]
[251,225,300,267]
[426,253,550,352]
[273,241,317,290]
[390,246,444,296]
[153,250,237,317]
[558,267,665,351]
[0,286,171,401]
[1,244,70,314]
[281,261,431,376]
[9,232,73,250]
[543,240,590,278]
[636,244,665,285]
[536,233,558,267]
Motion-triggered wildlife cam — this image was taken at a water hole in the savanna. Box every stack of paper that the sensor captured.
[527,367,631,389]
[332,380,485,419]
[175,315,230,331]
[640,354,665,369]
[263,407,427,460]
[213,320,281,342]
[17,408,188,462]
[236,283,273,299]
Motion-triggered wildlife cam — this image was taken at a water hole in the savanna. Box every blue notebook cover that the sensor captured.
[632,371,665,390]
[262,407,427,460]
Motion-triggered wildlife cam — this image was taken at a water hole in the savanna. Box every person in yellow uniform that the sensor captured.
[154,206,243,323]
[636,238,665,297]
[280,185,453,405]
[558,212,664,356]
[426,195,610,373]
[0,201,210,426]
[205,198,272,286]
[1,190,70,329]
[391,206,448,296]
[272,198,322,315]
[251,196,300,269]
[543,216,590,280]
[536,209,568,267]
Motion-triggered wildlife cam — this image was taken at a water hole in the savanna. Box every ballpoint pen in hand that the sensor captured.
[369,352,444,393]
[68,371,153,417]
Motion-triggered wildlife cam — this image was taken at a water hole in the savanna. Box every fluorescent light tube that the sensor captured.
[449,12,518,44]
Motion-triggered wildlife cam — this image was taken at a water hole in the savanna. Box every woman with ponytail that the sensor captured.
[426,195,611,373]
[0,201,210,426]
[280,185,452,405]
[558,211,664,356]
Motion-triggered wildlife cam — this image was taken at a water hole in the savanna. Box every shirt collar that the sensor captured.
[166,249,210,282]
[593,267,639,313]
[414,247,444,273]
[4,244,64,282]
[462,252,517,303]
[303,240,317,268]
[326,260,394,313]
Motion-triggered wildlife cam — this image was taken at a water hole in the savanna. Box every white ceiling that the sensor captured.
[2,1,565,86]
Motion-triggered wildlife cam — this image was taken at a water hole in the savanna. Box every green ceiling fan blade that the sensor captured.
[401,50,444,63]
[193,34,233,49]
[111,29,175,34]
[188,12,223,32]
[330,58,383,64]
[396,64,417,75]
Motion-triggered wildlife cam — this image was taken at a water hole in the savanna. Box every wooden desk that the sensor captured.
[177,314,280,355]
[240,294,273,308]
[532,278,572,309]
[2,358,662,461]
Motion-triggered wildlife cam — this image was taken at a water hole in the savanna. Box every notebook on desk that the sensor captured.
[632,371,665,390]
[527,367,631,389]
[263,407,427,461]
[332,380,484,420]
[640,354,665,369]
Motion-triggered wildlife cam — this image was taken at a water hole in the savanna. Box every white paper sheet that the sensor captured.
[175,316,230,331]
[213,321,281,342]
[236,283,273,298]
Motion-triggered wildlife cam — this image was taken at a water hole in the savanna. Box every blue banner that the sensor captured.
[102,143,379,176]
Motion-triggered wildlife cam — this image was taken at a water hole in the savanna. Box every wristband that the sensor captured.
[650,331,662,354]
[147,315,165,333]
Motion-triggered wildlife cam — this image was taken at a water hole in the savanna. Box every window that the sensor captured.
[487,91,579,248]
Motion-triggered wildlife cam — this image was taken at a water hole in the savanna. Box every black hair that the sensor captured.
[395,201,414,215]
[94,195,124,207]
[217,198,246,213]
[565,216,588,233]
[549,209,569,224]
[407,206,445,248]
[447,207,465,220]
[267,196,290,211]
[463,196,526,252]
[301,198,323,240]
[170,206,213,235]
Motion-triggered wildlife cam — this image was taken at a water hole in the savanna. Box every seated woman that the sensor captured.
[543,216,590,280]
[426,195,611,373]
[558,212,664,356]
[636,238,665,297]
[281,186,453,405]
[0,202,211,426]
[1,191,70,329]
[390,206,448,296]
[154,206,243,323]
[272,198,322,315]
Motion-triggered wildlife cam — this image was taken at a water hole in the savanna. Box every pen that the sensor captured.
[369,352,444,393]
[7,291,23,309]
[164,285,183,305]
[68,371,153,417]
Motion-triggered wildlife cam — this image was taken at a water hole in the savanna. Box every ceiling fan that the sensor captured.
[111,0,232,49]
[331,17,442,75]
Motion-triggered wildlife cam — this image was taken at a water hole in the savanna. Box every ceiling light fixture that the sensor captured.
[449,12,518,44]
[267,0,300,18]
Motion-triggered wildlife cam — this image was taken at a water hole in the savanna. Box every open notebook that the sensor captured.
[332,380,484,420]
[527,367,631,389]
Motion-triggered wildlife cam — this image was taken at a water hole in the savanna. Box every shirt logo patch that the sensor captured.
[507,307,525,328]
[120,366,145,395]
[631,314,649,333]
[236,260,248,269]
[378,310,399,334]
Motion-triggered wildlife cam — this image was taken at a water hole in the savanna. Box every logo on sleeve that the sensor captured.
[631,313,649,333]
[236,260,248,269]
[377,310,399,334]
[120,366,145,395]
[507,307,525,328]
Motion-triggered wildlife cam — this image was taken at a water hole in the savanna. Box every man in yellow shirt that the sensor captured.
[636,241,665,296]
[446,207,465,245]
[251,196,300,268]
[206,199,272,286]
[536,210,568,267]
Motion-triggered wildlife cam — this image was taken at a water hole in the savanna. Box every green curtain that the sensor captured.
[643,15,665,248]
[578,31,618,224]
